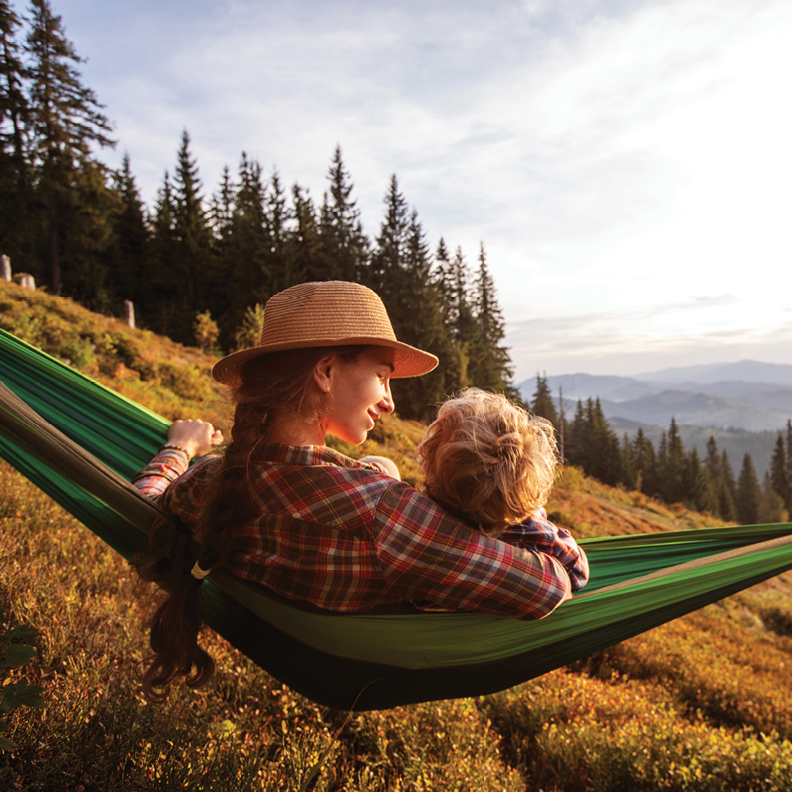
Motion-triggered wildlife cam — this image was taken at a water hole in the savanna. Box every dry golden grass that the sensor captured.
[2,280,792,790]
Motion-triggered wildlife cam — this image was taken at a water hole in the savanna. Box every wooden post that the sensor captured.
[124,299,135,329]
[16,273,35,290]
[1,255,10,281]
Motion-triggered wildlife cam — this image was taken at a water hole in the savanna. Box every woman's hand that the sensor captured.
[167,419,224,459]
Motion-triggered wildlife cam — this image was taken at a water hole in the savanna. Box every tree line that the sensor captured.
[531,375,792,525]
[0,0,516,420]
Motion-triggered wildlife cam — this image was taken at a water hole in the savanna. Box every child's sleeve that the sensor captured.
[498,507,590,592]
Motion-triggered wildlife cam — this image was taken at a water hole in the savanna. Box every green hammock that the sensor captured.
[1,327,792,711]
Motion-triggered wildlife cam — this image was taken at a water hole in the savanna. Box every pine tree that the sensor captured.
[469,243,513,393]
[388,211,453,420]
[361,176,453,418]
[433,239,460,332]
[667,418,687,502]
[786,420,792,512]
[25,0,114,294]
[770,431,788,509]
[265,169,290,292]
[0,0,30,262]
[566,398,623,486]
[656,430,668,494]
[234,302,266,351]
[705,436,721,482]
[759,471,789,524]
[365,174,409,307]
[631,428,657,495]
[318,146,368,281]
[146,170,179,333]
[557,385,567,461]
[108,153,149,310]
[431,238,467,394]
[621,432,637,490]
[450,246,477,346]
[589,398,623,486]
[567,400,588,471]
[208,165,234,244]
[531,374,558,427]
[705,436,736,520]
[438,245,478,392]
[213,152,270,347]
[718,450,738,521]
[736,453,761,525]
[288,183,321,285]
[686,447,718,514]
[171,130,213,320]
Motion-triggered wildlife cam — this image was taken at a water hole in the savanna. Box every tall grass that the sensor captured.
[2,279,792,790]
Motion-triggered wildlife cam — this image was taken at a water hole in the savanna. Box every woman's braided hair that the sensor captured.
[137,345,365,700]
[416,388,559,537]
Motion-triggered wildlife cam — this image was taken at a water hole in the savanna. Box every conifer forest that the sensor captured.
[0,0,515,421]
[530,374,792,525]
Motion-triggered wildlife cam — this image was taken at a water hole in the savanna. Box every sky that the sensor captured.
[22,0,792,382]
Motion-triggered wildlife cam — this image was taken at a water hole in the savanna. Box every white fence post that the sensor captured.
[124,299,135,329]
[17,273,36,290]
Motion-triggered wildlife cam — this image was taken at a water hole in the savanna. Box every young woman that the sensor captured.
[133,281,581,697]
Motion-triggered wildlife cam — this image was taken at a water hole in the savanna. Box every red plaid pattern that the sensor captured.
[132,444,588,618]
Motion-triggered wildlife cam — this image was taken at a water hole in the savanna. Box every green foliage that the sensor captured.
[234,302,265,350]
[194,309,220,353]
[0,608,44,752]
[0,280,224,423]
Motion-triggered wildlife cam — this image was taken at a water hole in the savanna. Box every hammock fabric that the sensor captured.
[1,328,792,711]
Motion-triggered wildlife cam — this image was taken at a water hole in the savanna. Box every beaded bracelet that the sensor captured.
[159,443,191,458]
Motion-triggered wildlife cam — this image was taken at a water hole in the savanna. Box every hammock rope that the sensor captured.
[1,327,792,711]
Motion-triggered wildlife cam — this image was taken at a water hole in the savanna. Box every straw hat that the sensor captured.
[212,281,439,386]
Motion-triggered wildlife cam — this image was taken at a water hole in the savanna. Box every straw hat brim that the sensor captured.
[212,337,439,386]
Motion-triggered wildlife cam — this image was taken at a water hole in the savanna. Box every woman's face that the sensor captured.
[320,347,395,444]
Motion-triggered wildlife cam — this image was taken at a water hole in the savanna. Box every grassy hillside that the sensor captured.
[1,279,792,791]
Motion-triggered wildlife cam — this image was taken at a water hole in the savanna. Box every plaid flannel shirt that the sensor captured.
[132,444,588,618]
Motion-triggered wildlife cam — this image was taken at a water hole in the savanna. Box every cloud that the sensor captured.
[44,0,792,381]
[507,301,792,380]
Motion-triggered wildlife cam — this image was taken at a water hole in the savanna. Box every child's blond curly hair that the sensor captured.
[416,388,559,537]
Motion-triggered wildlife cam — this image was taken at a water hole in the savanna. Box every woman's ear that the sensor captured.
[313,354,335,394]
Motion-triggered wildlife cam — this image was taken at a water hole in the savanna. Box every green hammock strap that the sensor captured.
[0,378,161,534]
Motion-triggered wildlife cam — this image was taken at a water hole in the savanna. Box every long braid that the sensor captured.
[136,345,365,700]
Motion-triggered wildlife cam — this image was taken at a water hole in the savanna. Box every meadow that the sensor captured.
[1,279,792,791]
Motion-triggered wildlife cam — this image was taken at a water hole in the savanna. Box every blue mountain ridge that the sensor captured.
[516,360,792,477]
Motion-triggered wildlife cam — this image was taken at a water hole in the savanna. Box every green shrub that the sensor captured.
[0,608,44,752]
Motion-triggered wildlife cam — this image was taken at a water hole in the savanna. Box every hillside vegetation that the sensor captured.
[1,280,792,791]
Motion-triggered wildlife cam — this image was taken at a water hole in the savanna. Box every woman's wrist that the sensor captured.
[160,443,192,459]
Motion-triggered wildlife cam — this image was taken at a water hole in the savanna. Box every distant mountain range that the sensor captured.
[516,360,792,477]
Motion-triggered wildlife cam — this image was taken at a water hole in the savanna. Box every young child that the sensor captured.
[364,388,589,593]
